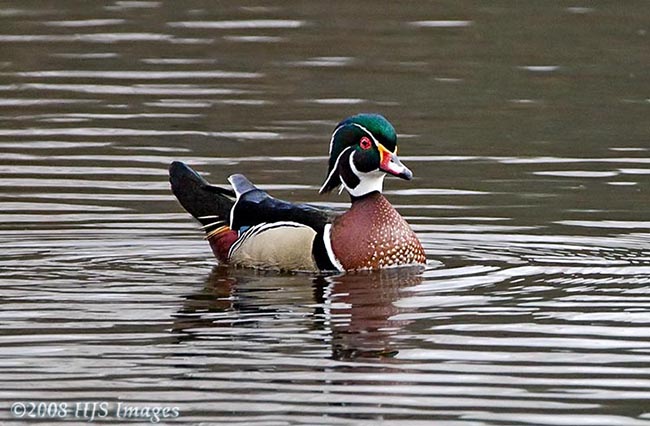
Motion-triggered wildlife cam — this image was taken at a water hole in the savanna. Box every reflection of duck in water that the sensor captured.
[169,113,425,272]
[316,268,424,360]
[172,267,423,360]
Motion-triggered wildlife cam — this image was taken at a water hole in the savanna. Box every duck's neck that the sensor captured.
[349,190,382,204]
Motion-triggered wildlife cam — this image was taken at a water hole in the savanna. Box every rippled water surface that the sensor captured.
[1,1,649,425]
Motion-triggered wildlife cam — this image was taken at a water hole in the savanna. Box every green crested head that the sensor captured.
[344,113,397,151]
[319,113,412,197]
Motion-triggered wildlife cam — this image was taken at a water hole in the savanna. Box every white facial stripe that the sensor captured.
[348,150,359,176]
[328,124,346,155]
[319,145,353,193]
[349,123,379,146]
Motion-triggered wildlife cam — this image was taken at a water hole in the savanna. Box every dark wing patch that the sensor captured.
[230,187,336,234]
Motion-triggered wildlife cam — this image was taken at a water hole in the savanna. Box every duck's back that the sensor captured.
[330,192,426,270]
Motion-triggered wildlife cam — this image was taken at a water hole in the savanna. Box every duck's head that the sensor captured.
[319,113,412,198]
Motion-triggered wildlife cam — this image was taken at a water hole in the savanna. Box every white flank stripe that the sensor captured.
[323,224,344,272]
[227,175,244,229]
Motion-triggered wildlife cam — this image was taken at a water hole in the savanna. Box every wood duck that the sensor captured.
[169,113,426,272]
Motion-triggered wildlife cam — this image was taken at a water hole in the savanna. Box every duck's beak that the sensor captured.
[378,144,413,180]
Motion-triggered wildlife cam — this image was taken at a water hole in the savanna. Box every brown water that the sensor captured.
[1,1,650,425]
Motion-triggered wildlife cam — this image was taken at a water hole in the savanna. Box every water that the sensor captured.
[1,1,649,424]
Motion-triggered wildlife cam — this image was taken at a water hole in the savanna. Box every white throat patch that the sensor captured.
[343,153,385,197]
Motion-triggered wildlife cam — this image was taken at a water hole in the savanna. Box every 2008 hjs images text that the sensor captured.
[10,400,181,423]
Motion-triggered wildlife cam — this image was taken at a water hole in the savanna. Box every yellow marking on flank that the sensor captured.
[205,225,231,240]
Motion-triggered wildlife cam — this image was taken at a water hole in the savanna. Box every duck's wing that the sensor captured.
[228,173,339,234]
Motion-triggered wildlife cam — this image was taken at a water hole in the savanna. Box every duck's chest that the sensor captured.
[330,193,426,270]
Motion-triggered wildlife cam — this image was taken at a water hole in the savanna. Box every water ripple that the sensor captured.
[43,19,127,27]
[2,83,247,95]
[167,20,306,29]
[11,70,262,79]
[410,20,474,28]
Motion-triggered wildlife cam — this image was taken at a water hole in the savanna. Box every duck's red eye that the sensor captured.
[359,136,372,150]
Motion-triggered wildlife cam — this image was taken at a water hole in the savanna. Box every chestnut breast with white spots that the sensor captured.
[330,192,426,270]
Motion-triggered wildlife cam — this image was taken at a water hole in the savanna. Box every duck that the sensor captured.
[169,113,426,272]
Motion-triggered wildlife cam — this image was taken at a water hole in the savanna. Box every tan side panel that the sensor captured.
[230,225,318,272]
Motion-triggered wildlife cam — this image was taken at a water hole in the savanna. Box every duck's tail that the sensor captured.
[169,161,236,235]
[169,161,239,263]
